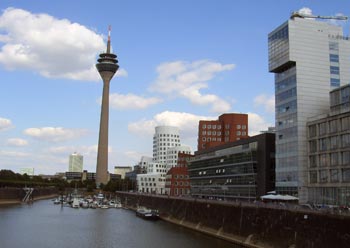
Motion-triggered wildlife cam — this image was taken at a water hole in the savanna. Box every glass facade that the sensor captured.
[189,149,257,201]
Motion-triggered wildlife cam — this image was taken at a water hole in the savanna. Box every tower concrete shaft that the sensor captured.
[95,27,119,186]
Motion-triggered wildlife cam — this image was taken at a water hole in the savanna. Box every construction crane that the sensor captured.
[290,11,348,21]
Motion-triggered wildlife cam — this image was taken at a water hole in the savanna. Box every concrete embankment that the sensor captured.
[0,187,58,205]
[117,192,350,248]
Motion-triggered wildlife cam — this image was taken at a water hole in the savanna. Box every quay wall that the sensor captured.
[0,187,58,204]
[117,192,350,248]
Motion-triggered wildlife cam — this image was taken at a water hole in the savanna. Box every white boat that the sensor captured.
[53,198,60,204]
[100,204,109,209]
[72,198,80,208]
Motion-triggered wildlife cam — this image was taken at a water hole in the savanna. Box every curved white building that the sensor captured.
[152,126,181,164]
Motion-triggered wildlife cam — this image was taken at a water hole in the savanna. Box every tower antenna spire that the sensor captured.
[107,25,111,54]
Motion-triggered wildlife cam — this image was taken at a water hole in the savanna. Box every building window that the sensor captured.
[225,124,230,129]
[342,151,350,165]
[330,169,339,182]
[330,153,338,166]
[329,120,338,133]
[236,131,241,136]
[207,131,211,135]
[330,66,340,75]
[319,154,329,167]
[207,125,211,129]
[342,169,350,182]
[309,125,317,138]
[319,138,328,151]
[329,54,339,63]
[212,125,216,129]
[242,125,246,130]
[202,124,206,129]
[217,131,221,136]
[237,124,241,129]
[331,78,340,87]
[342,134,350,148]
[319,170,328,183]
[309,171,317,183]
[319,122,327,135]
[309,155,317,168]
[202,131,206,135]
[341,117,350,131]
[309,140,317,153]
[217,125,221,129]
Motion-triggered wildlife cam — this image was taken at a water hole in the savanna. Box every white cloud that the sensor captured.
[0,117,13,131]
[248,112,273,136]
[23,127,88,142]
[254,94,275,113]
[0,8,127,81]
[298,7,313,16]
[0,150,29,157]
[149,60,234,113]
[128,111,214,139]
[6,138,28,146]
[107,93,162,110]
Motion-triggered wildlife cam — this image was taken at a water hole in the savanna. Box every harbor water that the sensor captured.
[0,199,238,248]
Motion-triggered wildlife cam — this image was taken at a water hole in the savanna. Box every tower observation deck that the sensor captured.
[95,26,119,186]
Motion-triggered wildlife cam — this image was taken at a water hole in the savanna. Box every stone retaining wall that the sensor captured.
[117,192,350,248]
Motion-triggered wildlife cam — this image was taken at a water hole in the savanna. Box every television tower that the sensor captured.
[95,26,119,186]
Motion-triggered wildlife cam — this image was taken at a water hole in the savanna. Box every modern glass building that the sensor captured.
[269,15,350,202]
[188,133,275,201]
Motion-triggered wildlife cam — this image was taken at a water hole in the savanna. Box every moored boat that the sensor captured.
[136,207,159,220]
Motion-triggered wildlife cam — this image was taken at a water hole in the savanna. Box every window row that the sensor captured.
[202,137,222,142]
[309,134,350,152]
[309,168,350,184]
[309,117,350,137]
[309,151,350,167]
[202,124,222,129]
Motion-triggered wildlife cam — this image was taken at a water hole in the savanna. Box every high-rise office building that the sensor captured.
[197,113,248,151]
[69,152,83,172]
[268,13,350,202]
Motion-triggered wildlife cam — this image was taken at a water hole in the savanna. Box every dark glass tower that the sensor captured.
[95,27,119,186]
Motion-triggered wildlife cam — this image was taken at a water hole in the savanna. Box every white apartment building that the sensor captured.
[269,13,350,203]
[68,152,83,172]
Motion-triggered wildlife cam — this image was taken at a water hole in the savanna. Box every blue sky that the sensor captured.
[0,1,349,175]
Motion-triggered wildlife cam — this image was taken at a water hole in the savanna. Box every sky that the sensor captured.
[0,0,349,175]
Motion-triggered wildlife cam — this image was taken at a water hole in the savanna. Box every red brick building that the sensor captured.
[197,113,248,151]
[165,152,193,196]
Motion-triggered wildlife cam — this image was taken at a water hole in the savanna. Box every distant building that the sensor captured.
[20,168,34,176]
[189,133,275,201]
[114,166,132,179]
[68,152,83,172]
[197,113,248,151]
[307,84,350,206]
[82,170,96,181]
